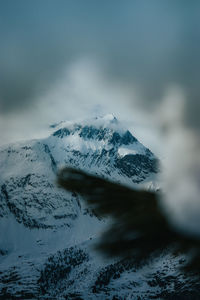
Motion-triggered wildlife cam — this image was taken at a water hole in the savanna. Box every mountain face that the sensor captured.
[0,115,198,300]
[51,114,158,184]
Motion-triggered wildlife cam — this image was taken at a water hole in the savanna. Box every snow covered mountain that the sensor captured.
[0,114,158,230]
[0,115,199,299]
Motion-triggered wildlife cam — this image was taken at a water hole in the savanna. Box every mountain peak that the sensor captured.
[51,114,130,142]
[51,114,118,132]
[48,114,157,185]
[93,113,118,124]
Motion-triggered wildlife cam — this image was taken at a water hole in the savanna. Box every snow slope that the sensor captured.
[0,115,198,299]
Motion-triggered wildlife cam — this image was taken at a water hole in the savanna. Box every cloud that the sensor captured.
[0,60,138,144]
[160,107,200,237]
[0,0,200,123]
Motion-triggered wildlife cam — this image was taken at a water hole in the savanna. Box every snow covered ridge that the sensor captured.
[52,114,138,146]
[48,114,158,184]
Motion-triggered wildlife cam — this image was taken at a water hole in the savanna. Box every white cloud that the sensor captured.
[0,59,160,153]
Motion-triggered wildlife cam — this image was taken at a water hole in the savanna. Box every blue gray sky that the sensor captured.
[0,0,200,149]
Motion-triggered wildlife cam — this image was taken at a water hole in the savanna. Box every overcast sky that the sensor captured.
[0,0,200,153]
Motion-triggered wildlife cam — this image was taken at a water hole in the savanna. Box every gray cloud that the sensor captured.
[1,0,200,127]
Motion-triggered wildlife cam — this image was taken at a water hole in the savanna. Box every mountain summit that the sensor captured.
[49,114,158,185]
